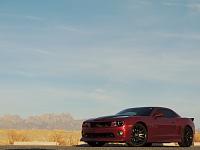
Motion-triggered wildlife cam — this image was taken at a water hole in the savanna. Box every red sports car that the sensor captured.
[81,107,195,147]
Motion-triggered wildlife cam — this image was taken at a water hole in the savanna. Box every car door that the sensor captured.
[152,108,178,142]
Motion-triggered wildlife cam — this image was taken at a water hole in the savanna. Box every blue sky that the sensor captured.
[0,0,200,127]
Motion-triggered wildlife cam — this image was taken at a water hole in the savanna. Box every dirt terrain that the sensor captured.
[0,145,200,150]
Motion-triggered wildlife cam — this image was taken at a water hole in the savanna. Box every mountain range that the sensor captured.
[0,113,83,130]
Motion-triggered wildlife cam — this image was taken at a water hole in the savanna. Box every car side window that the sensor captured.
[157,108,178,118]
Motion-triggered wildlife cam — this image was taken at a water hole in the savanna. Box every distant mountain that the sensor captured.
[0,113,83,130]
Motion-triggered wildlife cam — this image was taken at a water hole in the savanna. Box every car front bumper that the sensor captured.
[81,125,130,142]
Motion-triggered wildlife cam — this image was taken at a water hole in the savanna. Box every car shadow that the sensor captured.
[76,143,180,147]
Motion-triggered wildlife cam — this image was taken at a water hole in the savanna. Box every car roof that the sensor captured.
[126,107,171,110]
[124,107,175,112]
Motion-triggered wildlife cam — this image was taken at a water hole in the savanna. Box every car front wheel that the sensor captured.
[127,123,148,147]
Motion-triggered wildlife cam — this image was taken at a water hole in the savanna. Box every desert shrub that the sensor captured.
[7,130,29,144]
[48,130,81,146]
[48,130,66,145]
[64,132,80,146]
[194,132,200,142]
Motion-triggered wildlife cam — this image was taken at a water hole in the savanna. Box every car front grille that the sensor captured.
[90,122,111,128]
[84,133,115,138]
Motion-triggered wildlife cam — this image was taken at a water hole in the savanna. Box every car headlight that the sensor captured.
[82,122,90,128]
[111,121,125,127]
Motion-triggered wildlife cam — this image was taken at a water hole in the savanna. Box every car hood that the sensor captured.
[85,115,130,122]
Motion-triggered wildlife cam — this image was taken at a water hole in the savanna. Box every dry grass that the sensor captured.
[7,130,30,144]
[194,132,200,142]
[0,130,81,146]
[48,130,81,145]
[0,130,200,146]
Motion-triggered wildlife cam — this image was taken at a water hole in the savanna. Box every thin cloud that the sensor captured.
[71,48,200,85]
[137,0,151,5]
[161,1,184,7]
[157,32,200,40]
[1,46,199,86]
[0,13,43,21]
[57,25,82,32]
[33,49,54,56]
[56,25,95,35]
[15,70,38,78]
[24,15,43,21]
[188,3,200,12]
[161,1,200,13]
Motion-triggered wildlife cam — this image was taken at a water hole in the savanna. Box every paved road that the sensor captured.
[0,145,200,150]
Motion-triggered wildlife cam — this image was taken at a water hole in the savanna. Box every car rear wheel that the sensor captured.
[178,126,193,147]
[127,123,148,147]
[87,141,105,147]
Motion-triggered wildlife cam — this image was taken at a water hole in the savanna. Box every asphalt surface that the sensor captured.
[0,145,199,150]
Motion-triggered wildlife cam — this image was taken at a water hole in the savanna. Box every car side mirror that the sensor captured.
[154,112,164,118]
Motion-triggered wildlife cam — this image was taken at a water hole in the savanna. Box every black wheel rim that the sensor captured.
[131,124,147,146]
[184,127,193,146]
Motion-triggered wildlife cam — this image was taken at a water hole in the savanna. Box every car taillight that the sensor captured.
[111,121,125,127]
[82,122,90,128]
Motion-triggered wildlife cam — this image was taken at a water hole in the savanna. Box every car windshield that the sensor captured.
[116,107,153,116]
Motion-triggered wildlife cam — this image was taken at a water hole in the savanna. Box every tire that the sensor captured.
[127,123,148,147]
[178,126,193,147]
[87,141,105,147]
